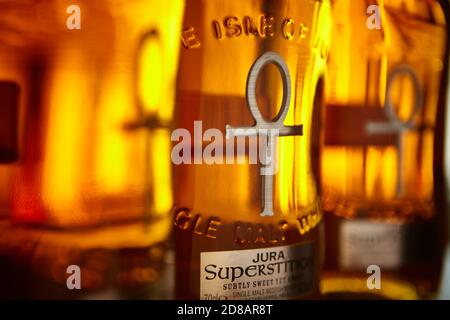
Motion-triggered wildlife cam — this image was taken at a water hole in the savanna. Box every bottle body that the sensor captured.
[321,0,448,299]
[0,0,183,297]
[174,0,331,299]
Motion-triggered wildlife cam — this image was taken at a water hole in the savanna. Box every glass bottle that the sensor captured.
[321,0,449,299]
[173,0,332,299]
[0,0,184,298]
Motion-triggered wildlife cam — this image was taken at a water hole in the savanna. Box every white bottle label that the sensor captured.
[200,243,315,300]
[339,220,404,270]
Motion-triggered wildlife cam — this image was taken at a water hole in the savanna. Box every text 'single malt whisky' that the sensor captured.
[0,0,184,298]
[321,0,449,299]
[174,0,332,299]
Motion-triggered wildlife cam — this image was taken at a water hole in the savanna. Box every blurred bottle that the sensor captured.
[321,0,449,299]
[0,0,183,298]
[173,0,331,299]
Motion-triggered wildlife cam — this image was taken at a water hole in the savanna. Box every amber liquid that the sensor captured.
[321,0,448,299]
[0,0,183,298]
[174,0,331,299]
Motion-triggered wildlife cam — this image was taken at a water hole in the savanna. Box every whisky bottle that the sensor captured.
[0,0,183,298]
[321,0,449,299]
[173,0,332,299]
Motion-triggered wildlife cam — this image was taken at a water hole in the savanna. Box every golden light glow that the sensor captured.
[138,36,163,114]
[95,71,131,194]
[277,0,332,213]
[322,0,445,211]
[321,275,419,300]
[42,48,89,222]
[0,0,185,231]
[151,130,173,215]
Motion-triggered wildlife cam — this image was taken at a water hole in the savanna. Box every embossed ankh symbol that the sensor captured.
[226,52,303,216]
[366,65,423,196]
